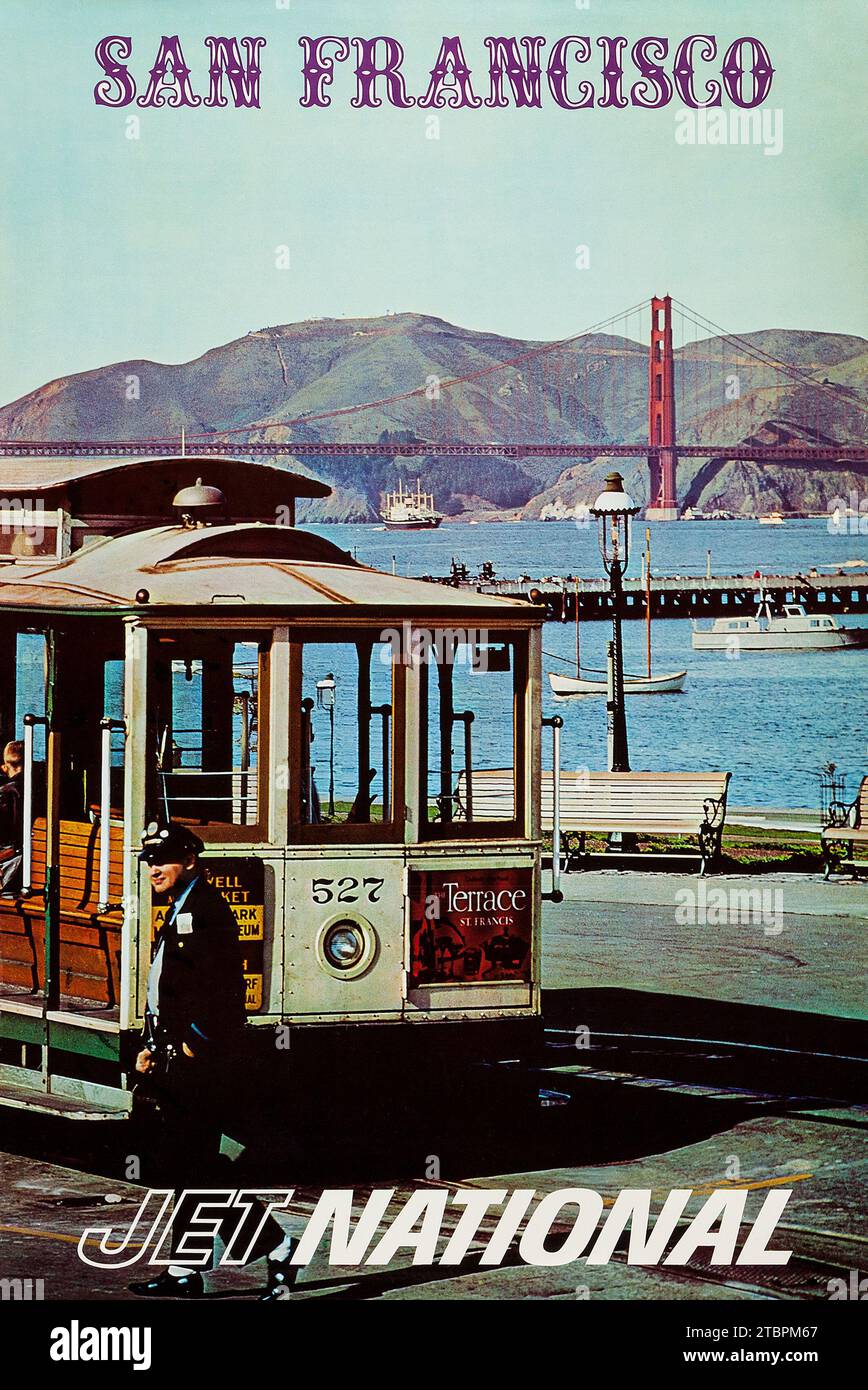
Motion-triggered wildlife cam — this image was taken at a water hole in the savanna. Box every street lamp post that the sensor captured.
[316,673,336,818]
[590,471,640,774]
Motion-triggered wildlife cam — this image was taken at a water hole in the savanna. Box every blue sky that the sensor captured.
[1,0,865,403]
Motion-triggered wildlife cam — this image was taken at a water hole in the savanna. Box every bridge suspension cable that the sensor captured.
[672,298,868,414]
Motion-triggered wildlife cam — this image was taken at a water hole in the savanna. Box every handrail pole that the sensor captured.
[370,703,392,822]
[552,717,561,890]
[300,697,314,823]
[98,717,125,912]
[463,712,474,819]
[542,715,563,902]
[451,710,475,818]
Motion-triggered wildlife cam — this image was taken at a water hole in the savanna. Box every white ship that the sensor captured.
[757,512,785,525]
[692,597,868,651]
[380,478,443,530]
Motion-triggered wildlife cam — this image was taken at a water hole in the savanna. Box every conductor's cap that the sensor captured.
[139,821,204,864]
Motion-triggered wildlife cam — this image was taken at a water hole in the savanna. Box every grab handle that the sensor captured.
[98,718,126,912]
[541,715,563,902]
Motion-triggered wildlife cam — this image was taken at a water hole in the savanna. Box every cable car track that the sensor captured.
[539,1026,868,1112]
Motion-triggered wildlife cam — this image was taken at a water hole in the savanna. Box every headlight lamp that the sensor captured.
[323,921,365,970]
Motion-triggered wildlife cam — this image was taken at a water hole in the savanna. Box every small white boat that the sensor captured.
[692,599,868,651]
[758,512,785,525]
[549,532,688,698]
[548,668,687,697]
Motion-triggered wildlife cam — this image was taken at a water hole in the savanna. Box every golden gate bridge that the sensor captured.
[2,296,866,519]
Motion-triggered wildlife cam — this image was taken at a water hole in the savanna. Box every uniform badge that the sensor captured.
[176,912,194,934]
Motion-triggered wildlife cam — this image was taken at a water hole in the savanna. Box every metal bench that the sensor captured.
[456,769,731,875]
[821,775,868,879]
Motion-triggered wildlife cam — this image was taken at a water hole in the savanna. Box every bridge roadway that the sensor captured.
[1,440,867,461]
[449,572,868,621]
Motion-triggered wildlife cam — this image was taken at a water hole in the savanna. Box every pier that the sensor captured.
[447,572,868,621]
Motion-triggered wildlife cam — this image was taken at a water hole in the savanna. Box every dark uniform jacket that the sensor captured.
[150,877,246,1057]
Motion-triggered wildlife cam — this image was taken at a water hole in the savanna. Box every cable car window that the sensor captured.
[292,638,399,838]
[12,633,126,821]
[420,631,526,838]
[104,660,124,766]
[148,634,267,840]
[15,633,46,761]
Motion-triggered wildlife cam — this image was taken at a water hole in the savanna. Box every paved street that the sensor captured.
[1,1101,866,1301]
[0,868,864,1302]
[543,869,867,1020]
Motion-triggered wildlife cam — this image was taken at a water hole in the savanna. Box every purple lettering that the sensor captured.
[721,37,775,108]
[299,36,351,109]
[137,36,201,109]
[204,37,266,109]
[673,35,721,109]
[94,36,136,107]
[93,30,776,117]
[596,36,628,110]
[484,36,545,109]
[417,36,482,110]
[546,37,594,110]
[351,37,414,109]
[630,37,673,109]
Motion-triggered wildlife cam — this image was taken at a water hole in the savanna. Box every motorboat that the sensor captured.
[692,598,868,650]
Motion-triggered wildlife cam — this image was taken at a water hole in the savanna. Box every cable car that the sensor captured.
[0,470,561,1125]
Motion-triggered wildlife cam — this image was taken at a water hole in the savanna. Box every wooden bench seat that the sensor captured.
[0,818,124,1006]
[456,769,731,875]
[821,776,868,879]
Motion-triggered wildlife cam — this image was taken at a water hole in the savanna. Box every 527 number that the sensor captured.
[311,876,384,905]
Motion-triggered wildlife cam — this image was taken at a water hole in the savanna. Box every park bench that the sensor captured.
[455,769,731,875]
[821,775,868,879]
[0,817,124,1007]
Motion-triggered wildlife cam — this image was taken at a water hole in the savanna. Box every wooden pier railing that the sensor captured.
[436,573,868,622]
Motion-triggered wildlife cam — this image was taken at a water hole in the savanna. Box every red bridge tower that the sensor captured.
[646,294,679,521]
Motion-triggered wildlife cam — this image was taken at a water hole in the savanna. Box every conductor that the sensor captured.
[129,821,296,1300]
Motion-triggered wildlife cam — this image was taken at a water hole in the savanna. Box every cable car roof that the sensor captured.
[0,455,331,499]
[0,522,535,618]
